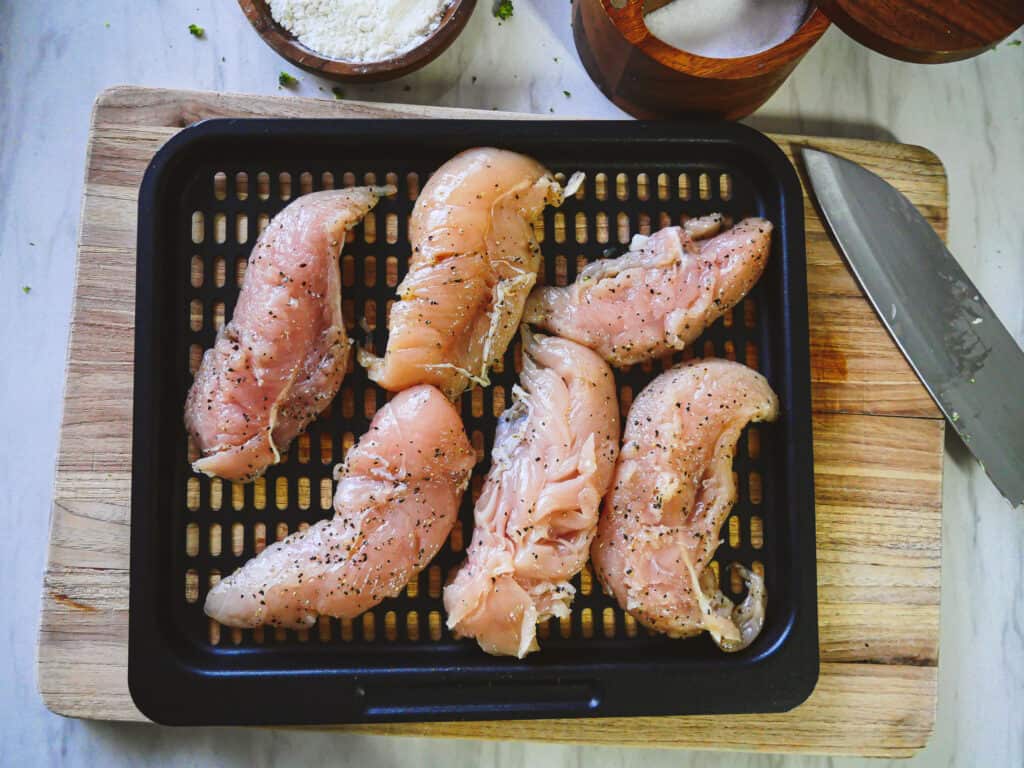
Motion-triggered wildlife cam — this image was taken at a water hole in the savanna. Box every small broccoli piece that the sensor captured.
[188,23,205,38]
[279,71,299,88]
[494,0,513,21]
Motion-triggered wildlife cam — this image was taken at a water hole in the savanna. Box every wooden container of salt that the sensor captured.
[572,0,830,119]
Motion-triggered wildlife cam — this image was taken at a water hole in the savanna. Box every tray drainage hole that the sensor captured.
[275,522,289,542]
[212,301,225,331]
[274,628,287,643]
[256,172,270,200]
[428,566,442,599]
[617,212,630,244]
[638,212,651,236]
[213,171,227,200]
[553,212,566,244]
[581,608,594,639]
[363,212,377,244]
[320,432,334,464]
[209,523,223,557]
[748,472,763,504]
[385,213,399,244]
[449,520,464,552]
[618,384,633,416]
[719,173,733,201]
[594,172,608,201]
[231,481,245,511]
[318,616,332,642]
[321,171,334,190]
[752,560,764,580]
[362,613,376,642]
[636,172,650,201]
[342,431,355,460]
[658,211,672,229]
[698,173,712,200]
[532,217,545,245]
[278,172,292,200]
[579,564,593,596]
[624,613,638,638]
[320,478,333,510]
[656,173,670,201]
[747,427,760,459]
[703,339,716,358]
[340,617,353,642]
[186,478,200,511]
[574,212,588,244]
[225,522,241,556]
[189,299,203,332]
[385,256,399,287]
[235,171,248,200]
[296,628,309,644]
[190,255,203,288]
[750,516,764,550]
[677,173,691,200]
[406,171,420,200]
[253,626,265,644]
[185,523,199,557]
[210,478,223,511]
[295,433,310,464]
[213,256,226,288]
[364,255,377,287]
[363,389,377,419]
[471,430,485,463]
[729,563,744,595]
[254,522,267,554]
[513,339,523,373]
[208,619,221,646]
[252,477,267,510]
[595,212,609,244]
[554,254,568,286]
[471,474,484,504]
[235,256,248,287]
[236,213,249,244]
[257,212,270,236]
[722,309,735,330]
[745,341,759,370]
[492,386,506,418]
[602,607,617,638]
[275,477,289,510]
[342,253,355,287]
[615,173,629,201]
[428,611,442,641]
[299,171,313,195]
[744,298,757,329]
[191,211,205,243]
[728,516,741,549]
[298,478,311,510]
[384,610,398,642]
[537,619,551,640]
[406,574,419,598]
[470,387,484,418]
[559,614,572,639]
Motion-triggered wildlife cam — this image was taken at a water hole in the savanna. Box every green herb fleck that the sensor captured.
[332,86,345,100]
[1007,39,1022,47]
[188,23,205,38]
[279,71,299,88]
[21,285,31,295]
[104,21,110,28]
[494,0,514,21]
[563,90,571,98]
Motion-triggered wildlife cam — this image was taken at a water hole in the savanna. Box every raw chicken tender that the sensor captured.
[360,148,581,400]
[591,358,778,651]
[444,332,620,657]
[204,385,475,629]
[525,216,771,367]
[185,187,390,482]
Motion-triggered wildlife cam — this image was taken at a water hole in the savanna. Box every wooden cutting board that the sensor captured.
[38,86,946,757]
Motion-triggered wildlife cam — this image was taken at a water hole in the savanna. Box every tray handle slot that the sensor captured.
[362,680,602,719]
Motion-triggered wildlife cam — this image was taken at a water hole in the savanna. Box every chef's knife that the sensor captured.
[801,147,1024,507]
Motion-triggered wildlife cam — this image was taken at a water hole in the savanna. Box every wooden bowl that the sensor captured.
[572,0,831,119]
[238,0,477,82]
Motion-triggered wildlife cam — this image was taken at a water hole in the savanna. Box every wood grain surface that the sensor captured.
[38,86,946,757]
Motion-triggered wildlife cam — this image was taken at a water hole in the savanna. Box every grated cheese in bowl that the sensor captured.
[268,0,453,63]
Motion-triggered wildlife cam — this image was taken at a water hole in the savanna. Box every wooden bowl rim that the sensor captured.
[237,0,477,82]
[601,0,831,79]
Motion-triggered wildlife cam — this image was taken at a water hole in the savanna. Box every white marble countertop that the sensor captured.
[1,2,1022,766]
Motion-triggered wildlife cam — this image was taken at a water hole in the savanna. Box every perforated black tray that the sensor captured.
[129,119,817,726]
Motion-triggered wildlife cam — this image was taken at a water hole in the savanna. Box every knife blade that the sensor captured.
[801,147,1024,507]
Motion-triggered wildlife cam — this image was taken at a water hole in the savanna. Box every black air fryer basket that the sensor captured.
[129,120,817,725]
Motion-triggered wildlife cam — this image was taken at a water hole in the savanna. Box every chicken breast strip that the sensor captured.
[591,359,778,651]
[204,385,475,629]
[359,148,581,400]
[524,216,771,367]
[185,187,391,482]
[444,332,620,657]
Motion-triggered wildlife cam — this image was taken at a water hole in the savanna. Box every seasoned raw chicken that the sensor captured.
[359,148,581,400]
[185,187,391,482]
[524,216,771,367]
[591,359,778,651]
[444,332,619,657]
[205,385,474,629]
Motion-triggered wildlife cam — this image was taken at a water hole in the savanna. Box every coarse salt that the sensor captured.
[645,0,809,59]
[269,0,452,63]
